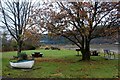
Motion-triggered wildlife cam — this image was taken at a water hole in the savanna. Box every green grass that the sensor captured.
[0,53,2,77]
[2,49,119,78]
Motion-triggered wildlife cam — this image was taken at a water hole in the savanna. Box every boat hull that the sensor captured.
[10,60,34,69]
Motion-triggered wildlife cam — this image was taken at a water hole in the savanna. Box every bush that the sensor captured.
[22,44,36,50]
[44,46,51,50]
[51,46,60,50]
[10,59,18,63]
[18,52,28,60]
[45,47,50,50]
[27,45,36,50]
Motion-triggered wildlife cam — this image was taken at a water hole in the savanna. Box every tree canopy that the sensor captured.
[35,1,119,60]
[0,0,40,54]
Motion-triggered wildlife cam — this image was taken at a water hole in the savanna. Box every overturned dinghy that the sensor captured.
[10,60,34,69]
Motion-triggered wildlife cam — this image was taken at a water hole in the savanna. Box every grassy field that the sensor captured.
[0,61,1,75]
[2,49,119,78]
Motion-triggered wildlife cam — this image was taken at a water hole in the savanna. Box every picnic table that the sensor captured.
[75,49,100,56]
[32,52,43,58]
[103,49,116,60]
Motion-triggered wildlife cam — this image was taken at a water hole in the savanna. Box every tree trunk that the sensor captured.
[17,40,22,55]
[81,49,90,61]
[81,40,91,61]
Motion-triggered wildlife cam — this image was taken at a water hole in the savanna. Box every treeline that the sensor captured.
[1,30,41,52]
[2,38,39,52]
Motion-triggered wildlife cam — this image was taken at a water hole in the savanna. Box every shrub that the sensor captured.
[28,45,36,50]
[44,46,50,50]
[22,43,36,50]
[51,46,60,50]
[10,59,18,63]
[18,52,28,60]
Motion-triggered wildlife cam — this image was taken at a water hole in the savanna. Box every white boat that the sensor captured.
[10,60,34,69]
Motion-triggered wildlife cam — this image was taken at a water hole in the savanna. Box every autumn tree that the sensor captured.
[42,1,119,60]
[0,0,35,54]
[23,27,41,49]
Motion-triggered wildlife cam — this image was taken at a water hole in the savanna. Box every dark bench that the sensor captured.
[32,52,43,58]
[76,49,81,56]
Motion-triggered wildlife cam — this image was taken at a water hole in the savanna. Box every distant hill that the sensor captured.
[40,34,72,44]
[90,37,117,44]
[40,34,118,45]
